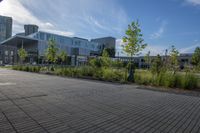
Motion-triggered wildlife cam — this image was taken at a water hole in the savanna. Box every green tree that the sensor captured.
[169,45,179,73]
[58,50,67,65]
[122,20,147,81]
[45,39,58,64]
[89,58,101,68]
[18,48,27,64]
[151,54,163,74]
[144,51,151,69]
[191,47,200,66]
[103,48,115,57]
[101,49,112,68]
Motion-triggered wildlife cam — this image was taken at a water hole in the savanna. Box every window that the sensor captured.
[46,34,51,41]
[4,57,8,64]
[141,59,145,62]
[40,33,45,40]
[10,51,14,56]
[5,50,8,56]
[10,57,13,63]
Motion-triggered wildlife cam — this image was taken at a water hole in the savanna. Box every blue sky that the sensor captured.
[0,0,200,55]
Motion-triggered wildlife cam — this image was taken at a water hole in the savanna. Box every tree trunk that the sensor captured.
[127,55,135,82]
[128,62,135,82]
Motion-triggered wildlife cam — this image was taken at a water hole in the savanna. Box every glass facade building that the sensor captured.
[0,15,12,42]
[1,23,116,65]
[28,31,99,56]
[24,24,39,36]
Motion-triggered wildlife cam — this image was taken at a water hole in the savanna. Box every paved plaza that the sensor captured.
[0,68,200,133]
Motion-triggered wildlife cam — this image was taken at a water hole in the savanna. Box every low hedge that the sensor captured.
[135,70,200,89]
[12,65,200,89]
[12,65,41,73]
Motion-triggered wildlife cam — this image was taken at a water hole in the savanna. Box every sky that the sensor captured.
[0,0,200,56]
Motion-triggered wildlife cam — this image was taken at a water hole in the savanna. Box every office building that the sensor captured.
[1,26,100,64]
[91,37,116,57]
[0,23,116,65]
[115,53,193,69]
[0,45,17,65]
[24,24,38,36]
[0,15,12,42]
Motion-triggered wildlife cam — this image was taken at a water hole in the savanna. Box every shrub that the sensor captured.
[134,69,199,89]
[93,68,103,79]
[40,66,48,72]
[151,54,163,74]
[78,66,94,77]
[135,70,153,85]
[183,73,198,89]
[89,58,102,68]
[102,68,126,82]
[54,68,63,75]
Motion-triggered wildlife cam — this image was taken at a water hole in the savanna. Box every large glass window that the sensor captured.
[40,33,45,40]
[46,34,51,41]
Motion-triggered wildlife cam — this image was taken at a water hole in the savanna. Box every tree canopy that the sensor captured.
[123,20,147,57]
[169,45,179,66]
[58,50,67,64]
[103,48,115,57]
[45,39,58,64]
[101,49,112,68]
[192,47,200,66]
[151,54,163,74]
[18,48,27,64]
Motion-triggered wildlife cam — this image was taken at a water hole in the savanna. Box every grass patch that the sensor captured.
[135,70,200,89]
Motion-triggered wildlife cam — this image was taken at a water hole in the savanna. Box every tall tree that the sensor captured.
[122,20,147,81]
[169,45,179,73]
[45,39,58,64]
[151,54,163,74]
[144,51,151,69]
[101,49,112,68]
[58,50,67,65]
[18,48,27,64]
[103,48,115,57]
[191,47,200,66]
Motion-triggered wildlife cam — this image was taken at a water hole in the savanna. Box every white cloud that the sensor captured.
[0,0,74,36]
[27,0,128,38]
[185,0,200,6]
[43,22,54,29]
[142,45,169,56]
[43,29,74,37]
[88,16,107,31]
[150,20,168,39]
[116,39,199,57]
[115,39,168,56]
[179,43,200,53]
[2,0,129,39]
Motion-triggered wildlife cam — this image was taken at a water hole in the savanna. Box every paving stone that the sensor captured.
[0,68,200,133]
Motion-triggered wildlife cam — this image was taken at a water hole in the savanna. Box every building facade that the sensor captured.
[0,22,116,65]
[29,31,99,57]
[115,53,193,69]
[91,37,116,57]
[24,24,39,36]
[1,31,100,64]
[0,15,12,42]
[0,45,17,65]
